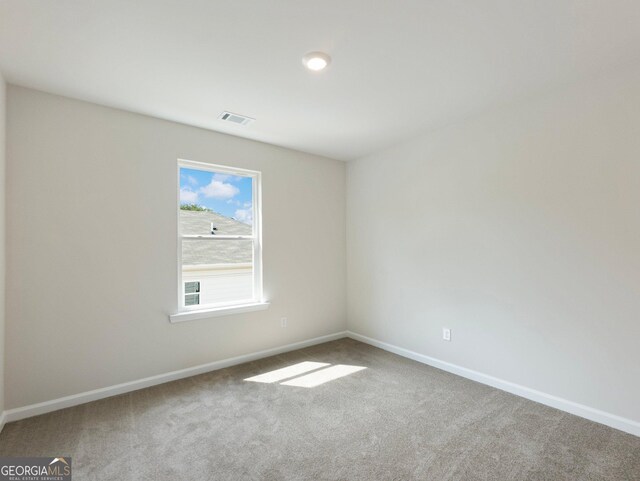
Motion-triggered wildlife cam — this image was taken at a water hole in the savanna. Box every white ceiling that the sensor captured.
[1,1,639,161]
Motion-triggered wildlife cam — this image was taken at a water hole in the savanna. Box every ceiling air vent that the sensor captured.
[218,111,255,126]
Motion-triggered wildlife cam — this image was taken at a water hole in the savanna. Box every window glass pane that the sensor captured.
[182,239,254,306]
[179,167,254,234]
[185,281,200,294]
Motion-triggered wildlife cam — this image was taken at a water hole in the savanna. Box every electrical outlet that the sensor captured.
[281,317,288,328]
[442,328,451,341]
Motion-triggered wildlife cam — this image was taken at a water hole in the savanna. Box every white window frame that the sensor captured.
[170,159,268,323]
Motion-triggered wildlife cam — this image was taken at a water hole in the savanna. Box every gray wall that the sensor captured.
[6,86,346,409]
[0,73,5,417]
[347,66,640,422]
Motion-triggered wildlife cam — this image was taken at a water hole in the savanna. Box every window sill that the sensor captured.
[169,301,270,323]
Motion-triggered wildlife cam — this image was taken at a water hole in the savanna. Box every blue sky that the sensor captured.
[180,167,253,224]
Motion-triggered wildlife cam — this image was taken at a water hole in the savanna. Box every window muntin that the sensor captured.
[178,160,262,311]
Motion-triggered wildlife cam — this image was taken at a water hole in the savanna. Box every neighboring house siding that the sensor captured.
[183,266,253,306]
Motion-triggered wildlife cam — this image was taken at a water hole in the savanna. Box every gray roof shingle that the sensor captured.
[180,210,252,266]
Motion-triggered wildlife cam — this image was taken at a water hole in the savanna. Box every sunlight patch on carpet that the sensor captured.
[244,361,330,383]
[245,362,367,388]
[281,365,367,388]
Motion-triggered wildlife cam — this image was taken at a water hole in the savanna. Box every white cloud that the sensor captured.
[180,188,199,203]
[199,179,239,200]
[187,175,199,186]
[213,173,244,183]
[234,208,253,225]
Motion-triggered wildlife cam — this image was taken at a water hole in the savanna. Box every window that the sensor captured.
[174,159,264,319]
[184,281,200,306]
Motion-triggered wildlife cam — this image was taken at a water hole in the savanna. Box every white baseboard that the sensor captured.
[2,331,348,425]
[347,331,640,438]
[4,329,638,438]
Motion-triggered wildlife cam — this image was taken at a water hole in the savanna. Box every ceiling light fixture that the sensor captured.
[302,51,331,71]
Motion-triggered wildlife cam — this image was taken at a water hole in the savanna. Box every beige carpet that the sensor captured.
[1,338,639,480]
